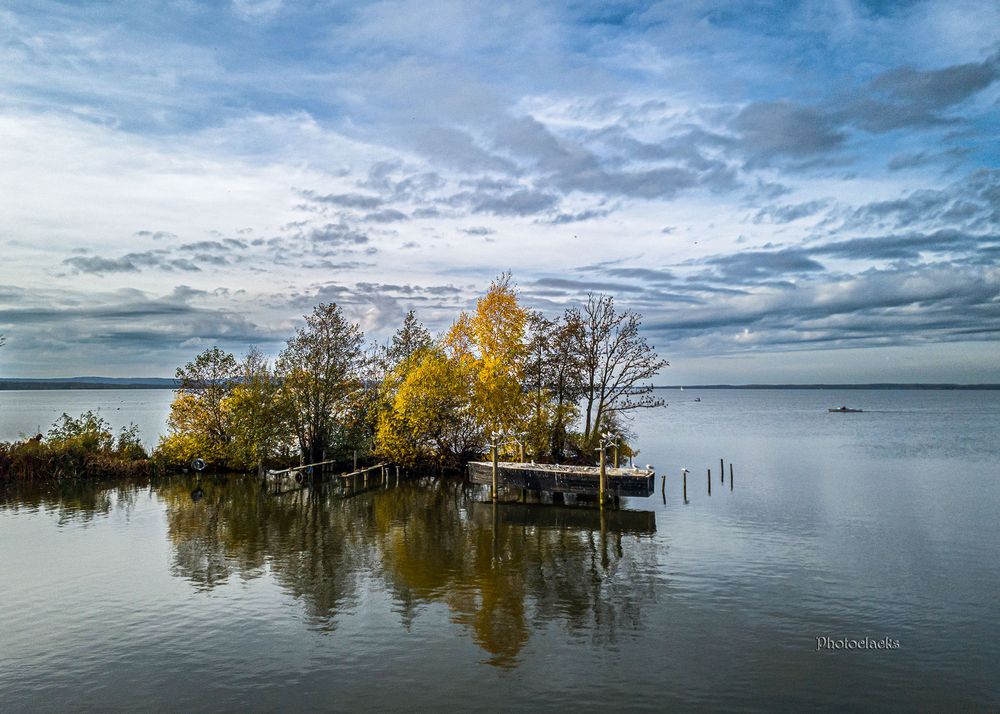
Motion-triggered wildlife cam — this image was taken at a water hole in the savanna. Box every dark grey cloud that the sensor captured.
[603,267,677,284]
[703,249,826,280]
[413,125,517,174]
[544,207,612,224]
[133,230,178,240]
[469,188,560,216]
[849,52,1000,132]
[298,190,383,209]
[306,223,369,245]
[363,209,408,223]
[813,229,1000,261]
[63,251,203,275]
[887,147,970,171]
[753,199,832,224]
[730,53,999,168]
[639,264,1000,353]
[842,169,1000,232]
[0,285,283,373]
[358,163,446,202]
[734,101,846,162]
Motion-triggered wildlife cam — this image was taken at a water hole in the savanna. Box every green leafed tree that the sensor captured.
[276,303,364,464]
[223,346,288,474]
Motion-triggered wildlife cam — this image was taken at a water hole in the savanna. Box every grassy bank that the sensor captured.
[0,411,156,482]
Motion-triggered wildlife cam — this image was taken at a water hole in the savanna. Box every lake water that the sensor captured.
[2,389,999,711]
[0,389,175,446]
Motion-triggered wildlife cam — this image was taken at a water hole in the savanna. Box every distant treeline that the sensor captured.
[0,380,179,390]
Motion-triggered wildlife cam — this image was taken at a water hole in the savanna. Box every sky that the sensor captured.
[1,0,998,383]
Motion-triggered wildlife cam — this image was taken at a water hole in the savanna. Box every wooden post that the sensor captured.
[720,459,724,483]
[599,445,607,506]
[708,468,711,495]
[730,463,734,490]
[518,440,525,463]
[612,443,619,468]
[353,450,357,471]
[683,469,687,502]
[491,445,498,502]
[660,473,666,499]
[396,464,400,486]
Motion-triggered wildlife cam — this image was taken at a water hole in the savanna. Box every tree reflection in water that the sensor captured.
[5,476,660,667]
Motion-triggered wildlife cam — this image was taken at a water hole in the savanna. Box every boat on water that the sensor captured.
[829,406,863,413]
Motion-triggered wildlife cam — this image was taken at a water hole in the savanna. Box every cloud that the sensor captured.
[466,188,560,216]
[848,51,1000,132]
[364,209,409,223]
[813,229,999,261]
[134,230,178,240]
[63,251,203,275]
[2,3,999,380]
[734,101,846,162]
[752,199,832,224]
[887,147,970,171]
[459,226,495,236]
[299,191,384,209]
[702,249,827,281]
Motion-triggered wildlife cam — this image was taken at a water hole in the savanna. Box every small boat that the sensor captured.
[829,406,863,413]
[694,397,701,402]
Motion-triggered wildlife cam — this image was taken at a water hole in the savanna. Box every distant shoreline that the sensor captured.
[0,379,178,390]
[1,379,998,391]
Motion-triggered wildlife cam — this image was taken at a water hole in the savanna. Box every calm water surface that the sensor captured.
[0,389,174,446]
[1,389,999,711]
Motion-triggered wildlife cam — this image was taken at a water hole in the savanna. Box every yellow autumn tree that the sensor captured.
[375,346,480,467]
[156,346,238,467]
[445,272,529,451]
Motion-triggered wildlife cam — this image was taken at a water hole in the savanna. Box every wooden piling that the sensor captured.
[661,473,666,498]
[491,445,498,502]
[518,441,525,463]
[598,446,607,507]
[720,459,724,483]
[730,463,734,490]
[708,468,711,495]
[683,469,687,502]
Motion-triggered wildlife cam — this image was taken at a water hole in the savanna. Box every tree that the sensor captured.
[223,347,287,474]
[445,273,529,448]
[385,310,432,369]
[523,311,555,456]
[276,303,364,464]
[174,346,238,447]
[159,347,238,466]
[375,345,479,468]
[581,293,668,446]
[545,308,588,460]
